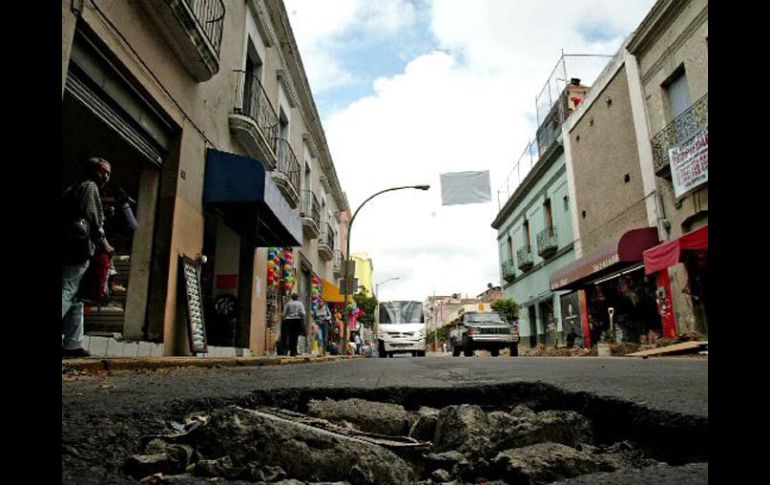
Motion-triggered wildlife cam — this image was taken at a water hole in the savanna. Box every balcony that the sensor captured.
[229,70,279,169]
[318,223,335,261]
[139,0,225,82]
[517,246,534,271]
[536,226,558,259]
[501,259,516,282]
[333,250,344,278]
[651,93,708,175]
[271,139,301,209]
[300,190,321,238]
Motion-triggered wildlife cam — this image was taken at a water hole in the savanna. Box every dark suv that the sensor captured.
[449,311,520,357]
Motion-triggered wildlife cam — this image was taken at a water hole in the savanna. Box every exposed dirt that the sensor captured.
[63,382,707,484]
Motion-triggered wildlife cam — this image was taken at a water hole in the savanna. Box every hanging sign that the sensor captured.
[179,255,208,354]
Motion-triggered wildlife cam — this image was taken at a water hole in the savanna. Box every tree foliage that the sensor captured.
[491,298,519,323]
[427,325,451,346]
[353,290,378,328]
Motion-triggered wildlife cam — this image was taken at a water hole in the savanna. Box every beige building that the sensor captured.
[628,0,708,335]
[551,44,670,346]
[62,0,349,356]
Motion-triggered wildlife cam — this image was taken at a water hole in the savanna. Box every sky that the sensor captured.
[283,0,656,302]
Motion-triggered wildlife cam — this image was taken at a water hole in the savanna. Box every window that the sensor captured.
[544,199,553,230]
[664,67,692,121]
[304,161,311,192]
[242,46,263,116]
[563,195,569,212]
[507,235,514,261]
[523,220,531,250]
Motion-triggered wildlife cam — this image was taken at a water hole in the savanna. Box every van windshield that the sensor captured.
[379,301,424,324]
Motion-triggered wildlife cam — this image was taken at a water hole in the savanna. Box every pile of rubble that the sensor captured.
[124,398,663,484]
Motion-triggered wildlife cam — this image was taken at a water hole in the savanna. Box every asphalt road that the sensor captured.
[63,355,707,418]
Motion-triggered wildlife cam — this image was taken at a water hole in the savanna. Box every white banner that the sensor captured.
[670,124,708,198]
[440,171,492,206]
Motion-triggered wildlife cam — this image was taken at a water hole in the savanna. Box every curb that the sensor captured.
[62,355,364,374]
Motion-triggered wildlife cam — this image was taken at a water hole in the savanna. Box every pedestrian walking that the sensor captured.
[282,293,306,356]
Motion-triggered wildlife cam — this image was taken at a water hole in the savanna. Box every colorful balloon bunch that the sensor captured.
[267,247,296,292]
[346,300,363,319]
[310,276,322,313]
[266,247,282,290]
[282,249,296,293]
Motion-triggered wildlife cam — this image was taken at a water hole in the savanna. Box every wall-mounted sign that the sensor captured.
[670,124,708,198]
[179,255,208,354]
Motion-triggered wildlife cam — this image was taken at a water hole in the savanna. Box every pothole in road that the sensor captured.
[123,383,707,484]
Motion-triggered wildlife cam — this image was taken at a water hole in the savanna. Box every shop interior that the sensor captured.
[63,91,147,336]
[584,266,662,345]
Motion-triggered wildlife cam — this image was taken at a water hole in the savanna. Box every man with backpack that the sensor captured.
[61,157,114,358]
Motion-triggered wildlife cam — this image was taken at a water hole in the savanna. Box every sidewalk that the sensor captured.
[63,335,361,373]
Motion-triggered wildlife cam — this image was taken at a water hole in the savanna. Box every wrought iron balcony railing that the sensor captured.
[536,226,558,258]
[300,190,321,238]
[272,138,301,192]
[333,250,343,277]
[301,190,320,226]
[318,223,335,260]
[232,70,279,153]
[183,0,225,55]
[651,93,708,173]
[516,246,534,271]
[502,259,516,282]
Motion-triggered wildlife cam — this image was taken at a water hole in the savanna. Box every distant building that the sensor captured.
[351,253,374,297]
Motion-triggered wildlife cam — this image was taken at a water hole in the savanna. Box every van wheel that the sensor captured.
[378,342,387,358]
[452,347,461,357]
[509,344,519,357]
[463,347,473,357]
[491,348,500,357]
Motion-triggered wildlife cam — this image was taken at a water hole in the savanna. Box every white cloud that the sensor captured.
[286,0,656,301]
[285,0,420,92]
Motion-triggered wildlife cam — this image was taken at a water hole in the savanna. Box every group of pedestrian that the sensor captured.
[278,295,368,357]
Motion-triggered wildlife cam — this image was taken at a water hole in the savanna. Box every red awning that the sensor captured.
[550,227,660,291]
[643,226,708,275]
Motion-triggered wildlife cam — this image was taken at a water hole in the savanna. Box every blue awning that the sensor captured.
[204,149,302,247]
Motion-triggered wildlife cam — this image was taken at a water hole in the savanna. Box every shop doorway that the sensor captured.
[684,251,708,334]
[528,305,538,348]
[586,267,662,344]
[62,91,160,338]
[63,27,174,341]
[540,299,556,347]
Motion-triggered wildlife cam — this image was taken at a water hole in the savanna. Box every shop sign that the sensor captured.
[592,254,619,273]
[560,292,582,336]
[670,124,708,198]
[179,255,208,354]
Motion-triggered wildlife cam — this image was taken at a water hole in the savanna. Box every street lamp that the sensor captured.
[375,276,400,297]
[342,185,430,354]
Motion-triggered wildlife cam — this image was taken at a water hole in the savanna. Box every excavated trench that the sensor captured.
[117,383,707,484]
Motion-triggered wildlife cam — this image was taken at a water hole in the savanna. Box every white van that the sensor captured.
[376,301,426,357]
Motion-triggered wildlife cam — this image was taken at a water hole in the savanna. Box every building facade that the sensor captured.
[62,0,349,356]
[550,45,667,347]
[351,253,375,297]
[628,0,709,336]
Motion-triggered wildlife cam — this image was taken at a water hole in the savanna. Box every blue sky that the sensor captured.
[285,0,656,301]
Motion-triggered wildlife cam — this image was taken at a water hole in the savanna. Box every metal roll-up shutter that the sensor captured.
[64,32,173,167]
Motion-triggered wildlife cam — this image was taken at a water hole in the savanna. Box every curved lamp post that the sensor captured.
[342,185,430,354]
[375,276,400,297]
